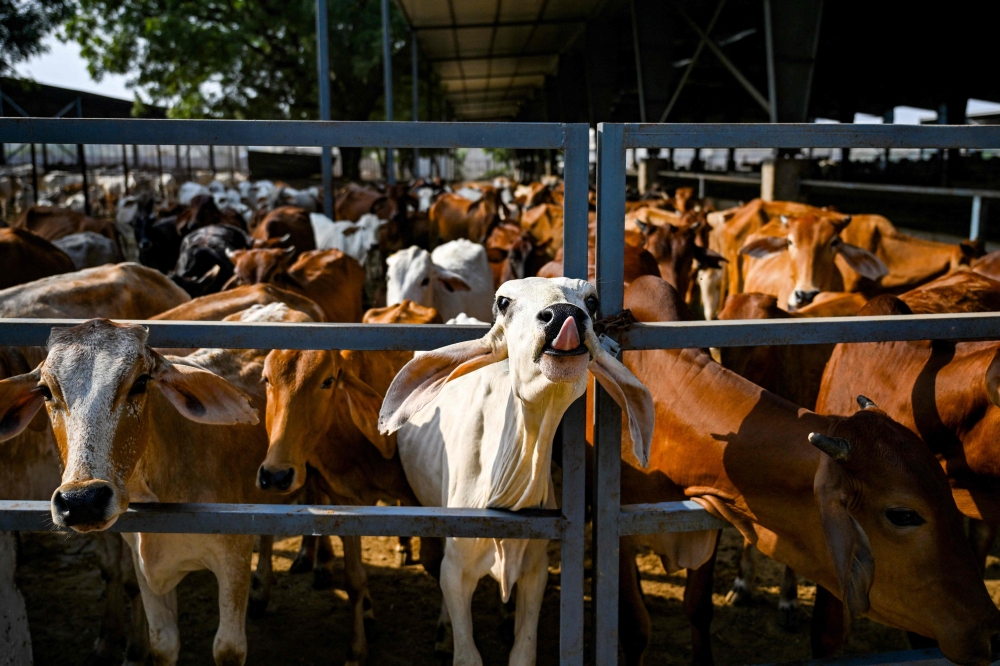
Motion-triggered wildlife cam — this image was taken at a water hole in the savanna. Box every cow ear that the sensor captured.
[694,246,726,269]
[435,268,472,292]
[379,334,505,435]
[486,247,509,263]
[589,349,655,467]
[739,235,788,259]
[337,369,396,459]
[812,439,874,631]
[0,368,45,442]
[153,356,259,426]
[837,243,888,281]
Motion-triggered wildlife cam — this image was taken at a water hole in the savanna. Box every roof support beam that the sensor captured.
[659,0,727,122]
[428,51,561,64]
[413,18,584,31]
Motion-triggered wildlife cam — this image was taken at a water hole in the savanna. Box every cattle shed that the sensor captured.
[0,77,165,121]
[399,0,998,127]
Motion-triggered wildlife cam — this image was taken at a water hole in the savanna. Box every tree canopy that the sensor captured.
[0,0,72,75]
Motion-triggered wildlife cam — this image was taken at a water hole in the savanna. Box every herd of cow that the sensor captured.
[2,174,1000,666]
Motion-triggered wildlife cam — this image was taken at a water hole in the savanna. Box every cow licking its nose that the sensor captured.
[540,303,588,356]
[51,482,115,528]
[791,289,820,309]
[258,465,296,492]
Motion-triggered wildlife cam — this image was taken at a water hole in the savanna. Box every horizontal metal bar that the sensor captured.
[618,501,727,536]
[658,169,761,185]
[624,123,1000,149]
[413,18,584,31]
[621,313,1000,349]
[0,500,564,539]
[773,648,948,666]
[0,119,568,149]
[0,319,489,350]
[800,178,1000,199]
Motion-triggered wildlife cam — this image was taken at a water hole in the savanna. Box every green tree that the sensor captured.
[0,0,71,75]
[64,0,415,178]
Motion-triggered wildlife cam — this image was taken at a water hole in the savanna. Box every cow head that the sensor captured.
[385,246,472,308]
[258,349,391,494]
[636,219,722,297]
[224,247,297,289]
[739,214,887,310]
[379,277,655,466]
[810,397,1000,663]
[0,319,257,532]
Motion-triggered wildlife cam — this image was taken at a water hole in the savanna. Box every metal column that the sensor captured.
[593,122,627,663]
[560,123,590,666]
[971,195,983,240]
[122,145,130,195]
[316,0,334,218]
[29,143,38,204]
[628,0,647,123]
[763,0,778,123]
[381,0,395,184]
[412,33,420,177]
[75,98,90,215]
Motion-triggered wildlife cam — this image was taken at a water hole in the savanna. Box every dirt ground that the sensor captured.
[17,525,1000,665]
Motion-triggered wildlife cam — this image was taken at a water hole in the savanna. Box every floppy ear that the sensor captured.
[379,335,505,435]
[0,368,45,442]
[837,243,888,281]
[153,357,259,426]
[589,350,655,467]
[694,246,726,269]
[337,369,396,459]
[813,447,874,631]
[739,235,789,259]
[435,268,472,293]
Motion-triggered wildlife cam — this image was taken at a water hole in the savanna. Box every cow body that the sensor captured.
[313,213,386,265]
[152,283,324,323]
[252,206,316,254]
[12,205,117,242]
[0,227,75,289]
[53,231,123,270]
[430,188,507,243]
[171,224,253,296]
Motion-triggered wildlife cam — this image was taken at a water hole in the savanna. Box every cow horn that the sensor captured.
[808,432,852,462]
[780,215,789,226]
[856,395,877,410]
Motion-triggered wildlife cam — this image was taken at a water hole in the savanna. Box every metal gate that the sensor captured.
[1,117,1000,665]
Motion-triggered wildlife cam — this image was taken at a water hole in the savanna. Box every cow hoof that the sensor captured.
[248,595,270,618]
[312,567,335,590]
[289,554,312,574]
[778,603,798,632]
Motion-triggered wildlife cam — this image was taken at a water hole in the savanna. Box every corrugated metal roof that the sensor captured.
[397,0,605,119]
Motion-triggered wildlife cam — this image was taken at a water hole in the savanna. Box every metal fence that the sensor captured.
[1,118,1000,664]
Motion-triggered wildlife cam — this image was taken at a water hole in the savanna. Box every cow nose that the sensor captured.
[139,239,152,251]
[258,466,295,492]
[792,289,819,307]
[540,303,588,351]
[52,483,115,527]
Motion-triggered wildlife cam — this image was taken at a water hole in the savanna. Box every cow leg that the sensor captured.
[211,538,252,666]
[341,535,371,666]
[683,531,720,666]
[249,535,275,617]
[314,535,336,590]
[122,548,150,666]
[725,537,756,606]
[619,540,650,666]
[133,555,181,666]
[810,585,845,659]
[969,519,998,575]
[0,532,32,666]
[509,540,549,666]
[396,535,415,567]
[89,532,129,664]
[778,566,799,631]
[440,541,483,666]
[291,535,318,574]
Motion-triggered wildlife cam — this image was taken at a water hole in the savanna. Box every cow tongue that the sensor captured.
[552,317,581,351]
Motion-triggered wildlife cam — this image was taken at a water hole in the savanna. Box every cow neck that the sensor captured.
[485,377,574,511]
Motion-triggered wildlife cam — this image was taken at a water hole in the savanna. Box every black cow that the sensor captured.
[170,224,253,296]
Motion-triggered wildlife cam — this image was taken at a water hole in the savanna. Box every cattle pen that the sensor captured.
[1,118,999,665]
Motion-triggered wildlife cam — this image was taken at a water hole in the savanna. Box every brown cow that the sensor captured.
[605,276,1000,665]
[519,203,563,256]
[484,222,551,289]
[971,249,1000,282]
[251,206,316,255]
[152,283,325,323]
[0,227,75,289]
[535,242,660,288]
[12,205,118,242]
[257,300,440,664]
[634,215,723,300]
[225,248,364,323]
[816,270,1000,569]
[175,194,246,235]
[430,187,508,243]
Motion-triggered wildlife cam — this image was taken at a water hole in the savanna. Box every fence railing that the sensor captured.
[1,118,1000,664]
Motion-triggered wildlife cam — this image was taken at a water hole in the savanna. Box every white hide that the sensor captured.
[415,186,436,213]
[386,240,494,322]
[445,313,488,325]
[454,187,483,202]
[179,181,210,206]
[52,231,123,270]
[311,212,385,265]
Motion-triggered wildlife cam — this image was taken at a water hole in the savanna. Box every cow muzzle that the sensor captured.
[258,465,298,493]
[789,289,820,310]
[537,303,590,383]
[51,480,119,532]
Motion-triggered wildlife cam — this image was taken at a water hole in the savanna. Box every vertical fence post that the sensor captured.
[971,195,983,240]
[208,144,216,178]
[381,0,395,184]
[593,122,626,664]
[412,32,420,178]
[316,0,334,218]
[559,123,590,666]
[75,98,91,216]
[763,0,778,123]
[122,145,130,195]
[29,143,38,204]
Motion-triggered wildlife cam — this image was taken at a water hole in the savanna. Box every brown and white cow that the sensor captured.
[0,305,307,665]
[605,276,1000,666]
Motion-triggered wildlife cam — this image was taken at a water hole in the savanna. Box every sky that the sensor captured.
[15,36,1000,121]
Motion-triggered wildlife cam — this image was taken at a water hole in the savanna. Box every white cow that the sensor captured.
[312,212,385,265]
[179,181,210,206]
[386,239,494,322]
[52,231,123,270]
[380,277,654,666]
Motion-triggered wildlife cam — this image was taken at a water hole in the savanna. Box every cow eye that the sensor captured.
[886,508,925,527]
[37,384,53,401]
[420,277,430,287]
[496,296,511,314]
[585,295,600,315]
[129,375,151,397]
[321,377,334,389]
[830,237,841,248]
